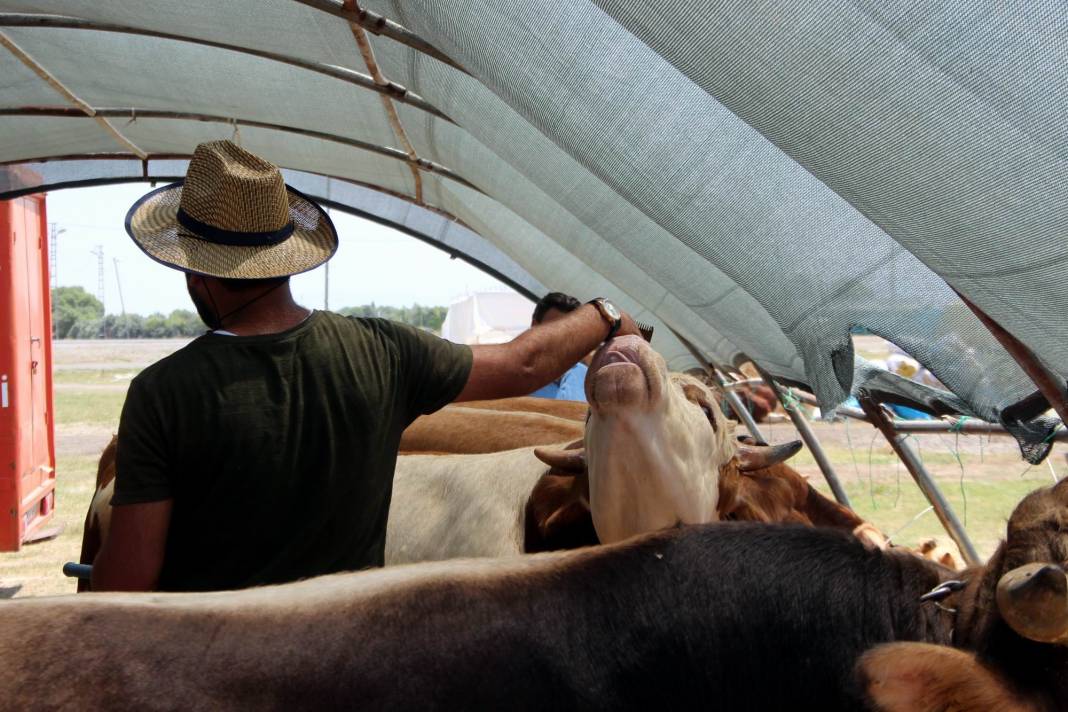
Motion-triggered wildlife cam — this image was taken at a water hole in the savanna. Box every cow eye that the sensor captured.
[700,404,718,431]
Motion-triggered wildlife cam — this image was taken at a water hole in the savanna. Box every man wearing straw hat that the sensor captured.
[91,140,641,592]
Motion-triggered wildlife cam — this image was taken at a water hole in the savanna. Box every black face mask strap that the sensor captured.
[203,280,224,331]
[214,279,288,328]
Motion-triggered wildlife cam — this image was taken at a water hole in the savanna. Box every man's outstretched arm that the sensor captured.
[91,499,172,592]
[456,301,640,402]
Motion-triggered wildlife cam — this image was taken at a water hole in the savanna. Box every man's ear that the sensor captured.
[857,642,1032,712]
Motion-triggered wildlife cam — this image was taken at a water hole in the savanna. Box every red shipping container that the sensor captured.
[0,194,56,551]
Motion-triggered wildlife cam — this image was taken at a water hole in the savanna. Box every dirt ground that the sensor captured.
[0,337,1058,597]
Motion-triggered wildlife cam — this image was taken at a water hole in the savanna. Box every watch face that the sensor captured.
[603,300,621,320]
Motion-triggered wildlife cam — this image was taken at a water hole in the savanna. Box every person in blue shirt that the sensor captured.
[528,292,589,402]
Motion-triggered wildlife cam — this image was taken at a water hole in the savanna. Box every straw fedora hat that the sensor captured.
[125,140,337,279]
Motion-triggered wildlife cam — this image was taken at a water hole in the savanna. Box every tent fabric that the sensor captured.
[0,1,1062,461]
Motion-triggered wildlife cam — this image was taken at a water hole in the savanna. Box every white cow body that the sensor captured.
[385,447,550,564]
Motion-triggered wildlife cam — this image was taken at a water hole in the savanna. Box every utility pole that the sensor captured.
[113,257,126,315]
[48,223,65,289]
[89,245,104,305]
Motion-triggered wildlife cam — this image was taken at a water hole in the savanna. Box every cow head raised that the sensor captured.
[534,335,799,544]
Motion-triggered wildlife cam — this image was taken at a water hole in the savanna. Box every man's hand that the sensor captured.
[456,301,641,402]
[616,312,642,339]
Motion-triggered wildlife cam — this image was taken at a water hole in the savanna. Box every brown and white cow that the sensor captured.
[386,335,843,563]
[12,479,1068,710]
[76,435,117,591]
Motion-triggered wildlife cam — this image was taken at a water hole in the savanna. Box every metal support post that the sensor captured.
[757,368,852,508]
[714,368,767,444]
[858,395,981,567]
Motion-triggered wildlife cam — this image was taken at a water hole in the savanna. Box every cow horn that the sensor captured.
[534,442,587,474]
[995,562,1068,644]
[736,440,803,472]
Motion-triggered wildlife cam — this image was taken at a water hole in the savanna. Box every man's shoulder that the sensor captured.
[325,313,455,351]
[318,311,395,338]
[131,336,211,387]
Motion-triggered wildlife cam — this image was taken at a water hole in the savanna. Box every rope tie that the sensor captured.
[949,416,969,433]
[780,387,802,412]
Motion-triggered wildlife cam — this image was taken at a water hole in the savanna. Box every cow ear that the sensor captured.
[852,523,889,550]
[735,440,803,471]
[534,441,586,474]
[857,642,1029,712]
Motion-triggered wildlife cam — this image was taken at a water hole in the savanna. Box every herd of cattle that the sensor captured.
[0,335,1064,709]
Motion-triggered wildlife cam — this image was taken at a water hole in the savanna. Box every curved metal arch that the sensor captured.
[0,156,537,301]
[0,108,482,194]
[0,13,454,124]
[290,0,465,73]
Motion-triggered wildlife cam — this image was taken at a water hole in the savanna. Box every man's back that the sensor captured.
[113,311,470,591]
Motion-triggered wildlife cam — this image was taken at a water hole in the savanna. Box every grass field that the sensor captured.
[0,337,1060,597]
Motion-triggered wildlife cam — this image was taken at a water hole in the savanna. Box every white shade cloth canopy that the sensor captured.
[0,1,1064,461]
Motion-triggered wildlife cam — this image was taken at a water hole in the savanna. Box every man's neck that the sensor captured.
[215,290,312,337]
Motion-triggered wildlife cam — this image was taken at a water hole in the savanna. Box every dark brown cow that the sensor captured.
[859,476,1068,711]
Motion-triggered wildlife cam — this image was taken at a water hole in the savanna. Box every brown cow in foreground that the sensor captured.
[14,480,1068,710]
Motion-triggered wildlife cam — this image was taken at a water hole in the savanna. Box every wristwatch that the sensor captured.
[587,298,623,341]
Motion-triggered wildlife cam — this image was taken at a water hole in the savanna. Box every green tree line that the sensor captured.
[336,303,448,332]
[50,287,448,338]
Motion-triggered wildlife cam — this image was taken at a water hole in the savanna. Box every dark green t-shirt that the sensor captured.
[112,311,472,591]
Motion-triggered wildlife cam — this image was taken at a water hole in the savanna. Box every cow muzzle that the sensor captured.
[586,335,663,413]
[996,562,1068,644]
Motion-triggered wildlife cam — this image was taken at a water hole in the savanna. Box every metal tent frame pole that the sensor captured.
[713,368,767,444]
[756,368,852,508]
[0,14,454,123]
[857,394,981,567]
[784,388,1068,441]
[0,108,480,193]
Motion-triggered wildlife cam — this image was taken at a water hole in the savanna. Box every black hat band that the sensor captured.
[176,207,295,247]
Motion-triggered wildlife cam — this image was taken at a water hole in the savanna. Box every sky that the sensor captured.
[46,184,523,316]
